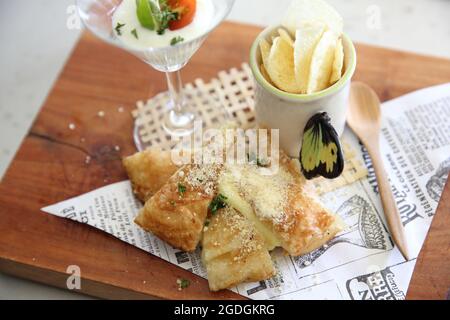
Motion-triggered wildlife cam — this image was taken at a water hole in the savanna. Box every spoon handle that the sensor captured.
[367,144,410,261]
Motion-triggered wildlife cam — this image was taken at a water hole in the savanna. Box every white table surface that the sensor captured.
[0,0,449,300]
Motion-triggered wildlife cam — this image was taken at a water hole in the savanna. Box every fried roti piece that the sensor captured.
[135,164,222,252]
[202,207,275,291]
[123,123,236,202]
[123,148,179,202]
[219,152,345,256]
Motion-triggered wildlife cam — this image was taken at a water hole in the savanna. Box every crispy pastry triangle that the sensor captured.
[202,207,275,291]
[218,152,345,256]
[135,164,222,252]
[123,148,179,202]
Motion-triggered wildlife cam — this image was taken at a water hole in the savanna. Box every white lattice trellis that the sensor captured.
[132,63,256,150]
[132,63,368,193]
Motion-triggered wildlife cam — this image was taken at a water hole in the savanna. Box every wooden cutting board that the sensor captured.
[0,22,449,300]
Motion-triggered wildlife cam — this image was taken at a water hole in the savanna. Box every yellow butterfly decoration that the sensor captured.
[300,112,344,179]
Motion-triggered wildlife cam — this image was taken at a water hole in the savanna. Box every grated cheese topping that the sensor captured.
[219,207,261,261]
[227,163,294,226]
[183,164,221,196]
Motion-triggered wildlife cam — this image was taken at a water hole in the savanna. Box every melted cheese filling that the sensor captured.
[218,164,295,250]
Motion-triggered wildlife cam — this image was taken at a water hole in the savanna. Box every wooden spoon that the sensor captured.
[347,82,410,260]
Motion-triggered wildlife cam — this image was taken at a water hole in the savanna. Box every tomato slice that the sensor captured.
[168,0,197,30]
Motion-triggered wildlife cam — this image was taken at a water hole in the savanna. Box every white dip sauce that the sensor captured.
[112,0,214,49]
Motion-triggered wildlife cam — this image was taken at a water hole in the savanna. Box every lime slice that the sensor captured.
[136,0,159,31]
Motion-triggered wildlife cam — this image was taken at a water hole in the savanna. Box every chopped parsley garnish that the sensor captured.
[177,278,190,290]
[131,28,139,39]
[177,183,187,196]
[157,8,179,35]
[115,22,126,36]
[136,0,180,35]
[208,194,228,214]
[170,36,184,46]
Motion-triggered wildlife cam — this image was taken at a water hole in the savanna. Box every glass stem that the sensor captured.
[165,70,185,114]
[162,69,194,135]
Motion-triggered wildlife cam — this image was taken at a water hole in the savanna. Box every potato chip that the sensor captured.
[260,63,273,85]
[294,21,326,94]
[259,38,271,68]
[307,30,338,94]
[329,37,344,85]
[278,28,294,46]
[266,36,301,94]
[282,0,343,35]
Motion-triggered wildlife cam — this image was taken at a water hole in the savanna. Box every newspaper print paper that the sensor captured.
[42,83,450,300]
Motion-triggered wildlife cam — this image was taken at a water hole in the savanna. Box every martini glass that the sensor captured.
[76,0,235,142]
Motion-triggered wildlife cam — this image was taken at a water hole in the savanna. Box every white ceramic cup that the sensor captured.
[249,26,357,157]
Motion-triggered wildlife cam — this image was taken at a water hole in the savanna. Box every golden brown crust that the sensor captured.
[265,159,344,255]
[201,207,275,291]
[219,150,345,257]
[134,164,222,252]
[280,154,345,255]
[122,148,179,202]
[275,183,345,256]
[125,130,344,289]
[265,156,345,256]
